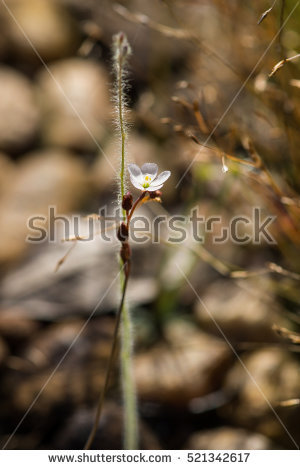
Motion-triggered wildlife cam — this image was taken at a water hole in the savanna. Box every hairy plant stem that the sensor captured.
[120,272,138,449]
[115,33,138,449]
[117,54,126,220]
[117,196,147,449]
[85,32,138,450]
[84,263,130,450]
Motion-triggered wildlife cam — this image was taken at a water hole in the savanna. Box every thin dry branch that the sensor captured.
[257,0,278,25]
[273,325,300,344]
[277,398,300,407]
[54,241,77,273]
[267,262,300,280]
[113,3,191,39]
[269,53,300,77]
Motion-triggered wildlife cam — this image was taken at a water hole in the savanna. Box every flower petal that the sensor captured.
[129,173,145,190]
[147,183,164,192]
[152,170,171,186]
[128,163,142,178]
[141,163,158,178]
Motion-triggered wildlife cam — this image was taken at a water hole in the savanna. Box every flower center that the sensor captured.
[142,175,152,188]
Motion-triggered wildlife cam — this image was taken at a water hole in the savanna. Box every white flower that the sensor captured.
[128,163,171,191]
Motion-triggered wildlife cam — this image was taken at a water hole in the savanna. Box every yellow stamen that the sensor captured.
[143,175,152,188]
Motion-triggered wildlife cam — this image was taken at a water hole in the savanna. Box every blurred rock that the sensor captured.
[0,231,158,320]
[134,321,232,405]
[195,280,290,343]
[223,347,300,445]
[22,319,109,371]
[0,149,88,265]
[0,337,8,366]
[89,141,118,195]
[53,404,161,450]
[0,309,39,342]
[2,0,80,62]
[7,317,114,413]
[2,315,160,449]
[0,22,8,60]
[0,153,15,197]
[0,67,39,153]
[37,59,111,151]
[186,426,274,450]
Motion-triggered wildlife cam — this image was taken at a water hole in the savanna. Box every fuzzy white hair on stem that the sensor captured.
[112,32,132,210]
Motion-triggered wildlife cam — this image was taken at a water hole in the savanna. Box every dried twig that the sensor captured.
[54,241,77,273]
[277,398,300,407]
[273,325,300,344]
[269,53,300,77]
[257,0,278,25]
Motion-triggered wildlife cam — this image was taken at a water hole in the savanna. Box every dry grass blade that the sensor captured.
[269,53,300,77]
[230,268,270,279]
[281,196,300,207]
[257,0,278,25]
[171,96,193,110]
[230,262,300,280]
[277,398,300,407]
[54,241,78,273]
[55,223,119,272]
[113,3,191,39]
[290,78,300,88]
[62,225,118,242]
[267,262,300,280]
[269,59,286,77]
[272,325,300,344]
[193,101,210,134]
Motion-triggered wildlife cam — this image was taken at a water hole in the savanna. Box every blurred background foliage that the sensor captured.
[0,0,300,450]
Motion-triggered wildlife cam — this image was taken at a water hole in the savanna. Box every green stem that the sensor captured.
[120,275,138,449]
[115,32,138,449]
[118,57,126,220]
[85,32,137,451]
